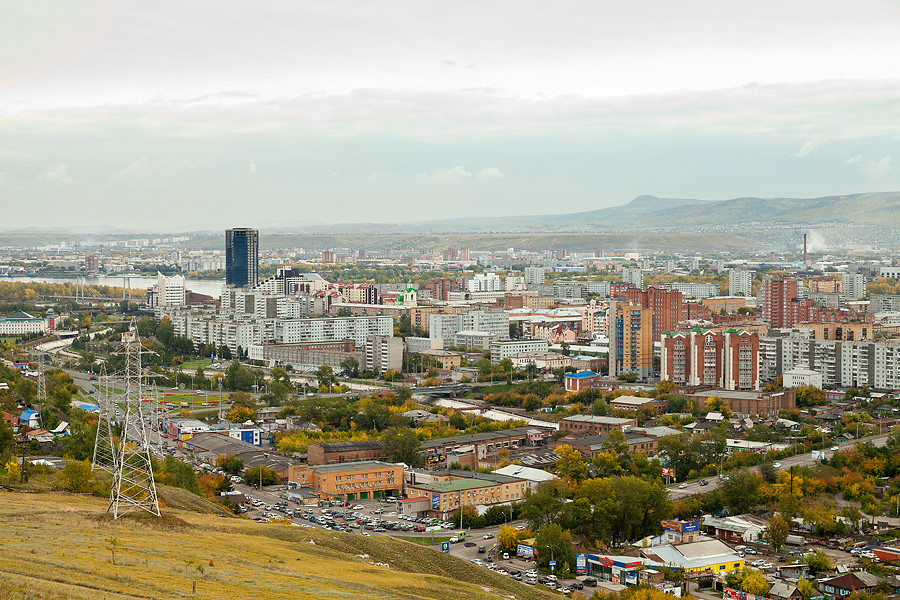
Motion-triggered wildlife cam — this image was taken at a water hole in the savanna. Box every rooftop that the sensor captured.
[560,415,634,424]
[410,479,497,493]
[309,460,399,474]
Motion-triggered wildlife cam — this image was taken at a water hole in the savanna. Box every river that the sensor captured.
[8,275,225,297]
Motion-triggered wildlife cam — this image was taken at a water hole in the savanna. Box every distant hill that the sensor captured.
[296,191,900,234]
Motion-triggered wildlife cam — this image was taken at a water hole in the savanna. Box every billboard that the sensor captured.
[517,544,534,559]
[441,542,450,553]
[625,572,639,585]
[661,520,699,533]
[576,553,587,574]
[662,467,675,477]
[431,493,440,510]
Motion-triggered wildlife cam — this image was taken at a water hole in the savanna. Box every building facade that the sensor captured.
[225,228,259,288]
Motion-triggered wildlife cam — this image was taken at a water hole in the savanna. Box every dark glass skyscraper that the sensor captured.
[225,228,259,287]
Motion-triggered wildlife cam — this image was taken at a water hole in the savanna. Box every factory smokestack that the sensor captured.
[803,233,808,264]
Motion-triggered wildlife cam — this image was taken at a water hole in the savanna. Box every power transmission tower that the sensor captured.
[109,321,160,519]
[92,362,118,474]
[147,384,166,457]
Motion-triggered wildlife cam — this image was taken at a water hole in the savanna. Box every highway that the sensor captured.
[666,432,892,499]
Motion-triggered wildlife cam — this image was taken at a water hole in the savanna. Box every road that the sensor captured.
[666,432,892,499]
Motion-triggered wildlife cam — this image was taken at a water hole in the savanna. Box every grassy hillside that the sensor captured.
[0,490,556,600]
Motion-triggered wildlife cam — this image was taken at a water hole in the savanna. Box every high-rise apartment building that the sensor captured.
[611,302,653,380]
[660,329,759,391]
[729,267,752,297]
[623,286,683,343]
[841,273,866,300]
[763,274,797,328]
[524,267,546,285]
[622,267,644,289]
[225,228,259,288]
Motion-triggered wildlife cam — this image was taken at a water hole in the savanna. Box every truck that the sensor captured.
[786,535,805,546]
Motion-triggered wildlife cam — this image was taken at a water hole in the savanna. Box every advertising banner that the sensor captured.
[431,493,440,510]
[625,572,638,585]
[576,553,587,574]
[662,467,675,477]
[517,544,534,559]
[441,542,450,553]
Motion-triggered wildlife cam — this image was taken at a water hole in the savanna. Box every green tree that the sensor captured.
[720,469,760,514]
[340,356,360,378]
[244,466,279,487]
[520,480,568,531]
[764,514,789,553]
[382,427,422,466]
[534,523,575,572]
[806,549,832,573]
[740,570,771,596]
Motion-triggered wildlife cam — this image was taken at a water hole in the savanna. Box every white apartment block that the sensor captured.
[729,268,753,297]
[468,272,501,293]
[870,294,900,314]
[366,336,403,374]
[665,282,721,299]
[156,273,185,307]
[759,335,900,390]
[586,281,611,297]
[622,267,644,289]
[277,316,393,346]
[429,310,509,340]
[880,266,900,279]
[841,273,866,300]
[523,267,546,285]
[489,339,550,363]
[505,276,525,292]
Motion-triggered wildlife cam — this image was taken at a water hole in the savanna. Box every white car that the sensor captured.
[773,462,782,468]
[678,483,688,489]
[831,446,840,451]
[471,559,483,566]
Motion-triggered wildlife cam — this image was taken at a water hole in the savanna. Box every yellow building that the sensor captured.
[641,540,744,576]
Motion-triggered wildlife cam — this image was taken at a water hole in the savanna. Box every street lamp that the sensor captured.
[259,452,269,490]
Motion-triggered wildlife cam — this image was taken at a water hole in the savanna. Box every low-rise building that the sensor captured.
[607,395,667,414]
[640,539,744,576]
[558,415,636,436]
[307,440,388,465]
[406,473,528,518]
[289,460,403,501]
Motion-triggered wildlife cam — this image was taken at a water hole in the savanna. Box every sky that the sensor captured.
[2,1,900,231]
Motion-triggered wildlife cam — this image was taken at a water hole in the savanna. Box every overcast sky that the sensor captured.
[2,1,900,231]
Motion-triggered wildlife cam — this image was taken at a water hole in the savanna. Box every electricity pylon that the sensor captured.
[91,362,118,474]
[108,321,160,519]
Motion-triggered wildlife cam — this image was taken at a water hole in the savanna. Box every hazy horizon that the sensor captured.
[3,1,900,230]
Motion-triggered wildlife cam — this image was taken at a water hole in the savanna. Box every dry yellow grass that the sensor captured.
[0,490,555,600]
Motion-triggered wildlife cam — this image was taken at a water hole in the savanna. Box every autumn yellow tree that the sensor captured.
[498,525,519,553]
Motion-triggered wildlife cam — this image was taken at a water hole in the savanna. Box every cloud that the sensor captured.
[422,165,472,182]
[476,167,505,181]
[793,138,825,158]
[417,166,505,182]
[249,161,257,173]
[107,156,191,185]
[35,163,78,185]
[845,154,894,178]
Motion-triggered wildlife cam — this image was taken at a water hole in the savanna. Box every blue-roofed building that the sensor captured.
[19,409,41,428]
[564,370,601,392]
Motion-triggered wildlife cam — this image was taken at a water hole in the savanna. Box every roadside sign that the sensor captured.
[549,560,556,566]
[441,542,450,553]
